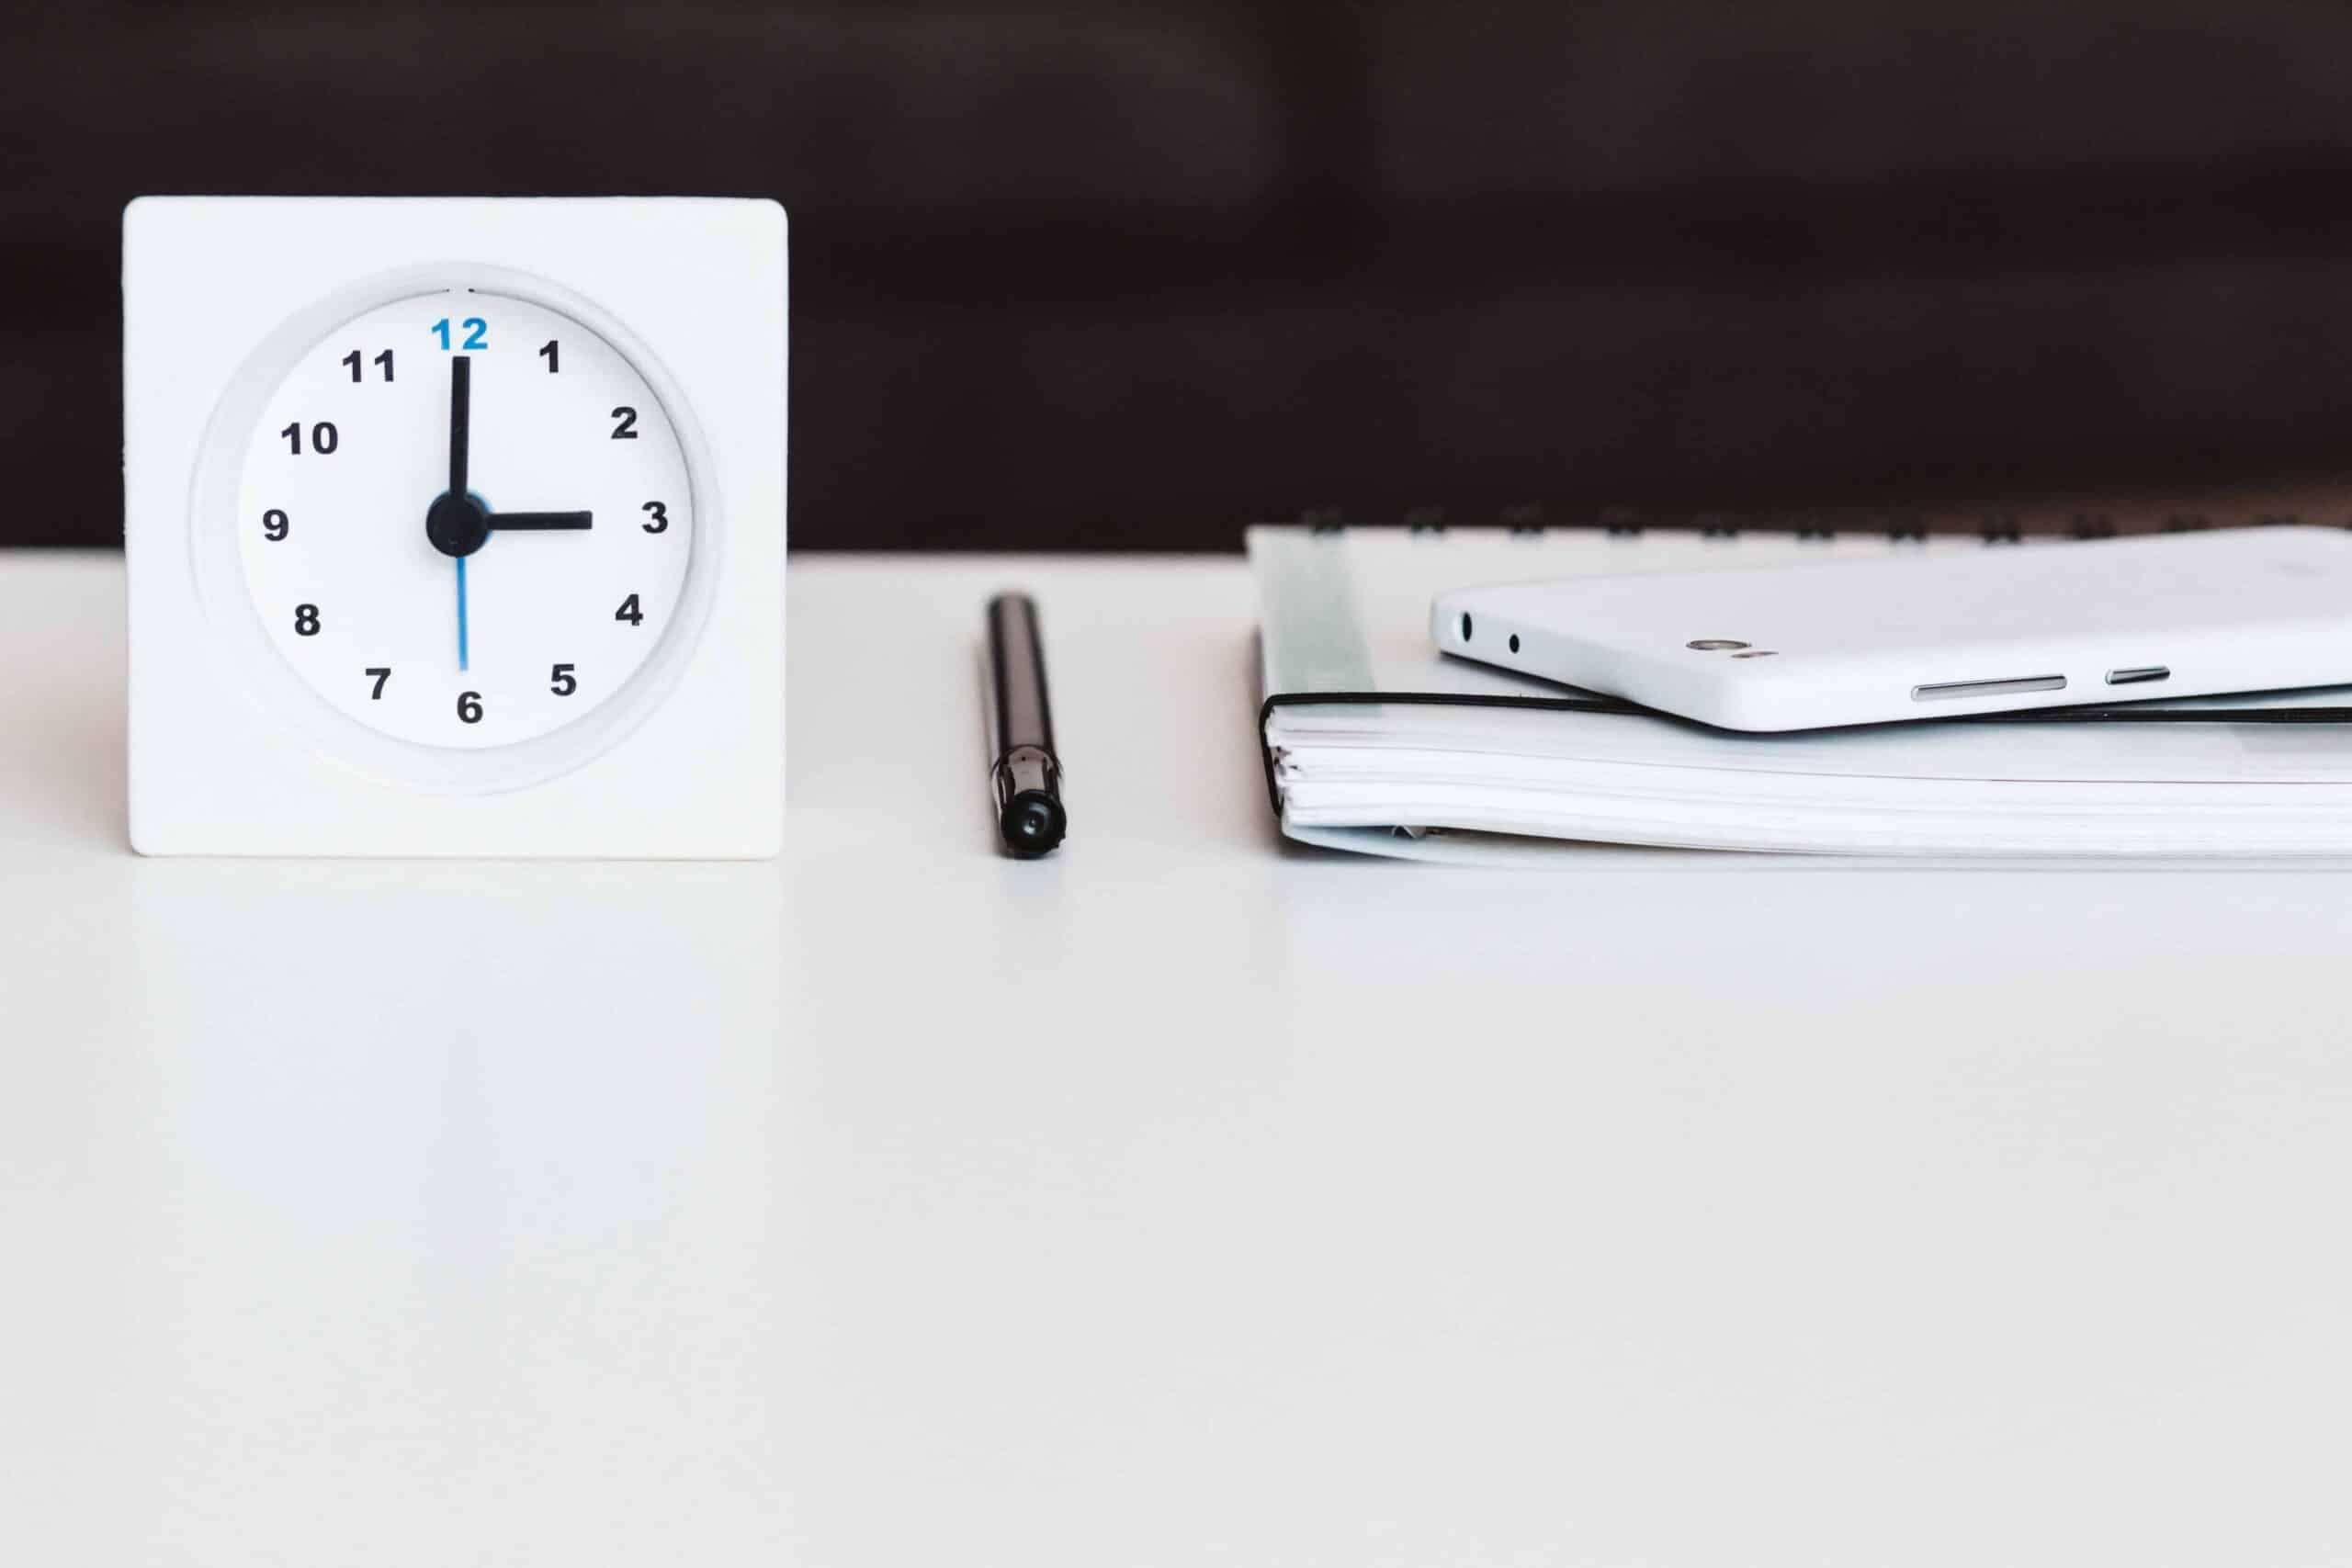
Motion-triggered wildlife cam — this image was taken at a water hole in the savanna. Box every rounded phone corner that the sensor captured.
[1429,594,1469,650]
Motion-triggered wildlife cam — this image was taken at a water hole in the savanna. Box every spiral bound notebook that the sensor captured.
[1249,493,2352,863]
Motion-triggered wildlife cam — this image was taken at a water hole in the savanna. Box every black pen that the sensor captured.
[986,592,1068,856]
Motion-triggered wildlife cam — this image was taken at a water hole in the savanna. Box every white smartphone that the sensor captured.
[1431,525,2352,731]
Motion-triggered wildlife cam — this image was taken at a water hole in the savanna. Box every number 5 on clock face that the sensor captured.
[237,290,693,750]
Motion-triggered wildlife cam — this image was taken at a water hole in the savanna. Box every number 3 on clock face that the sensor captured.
[237,289,694,750]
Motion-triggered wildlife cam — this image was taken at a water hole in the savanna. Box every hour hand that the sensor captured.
[489,511,593,531]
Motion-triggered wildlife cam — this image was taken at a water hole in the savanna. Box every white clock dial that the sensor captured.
[236,288,694,749]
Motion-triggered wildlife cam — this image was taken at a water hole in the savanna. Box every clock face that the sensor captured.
[236,288,694,749]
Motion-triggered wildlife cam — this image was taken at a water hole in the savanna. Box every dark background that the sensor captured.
[17,1,2352,550]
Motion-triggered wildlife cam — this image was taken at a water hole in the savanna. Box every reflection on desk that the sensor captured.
[5,551,2351,1567]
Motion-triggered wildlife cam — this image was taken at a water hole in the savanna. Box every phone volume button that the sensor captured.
[1911,674,2067,702]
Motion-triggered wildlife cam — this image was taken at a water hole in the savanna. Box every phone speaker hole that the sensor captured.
[1460,613,1473,642]
[1508,634,1520,653]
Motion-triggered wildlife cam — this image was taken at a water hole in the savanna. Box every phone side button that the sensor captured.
[1911,675,2068,702]
[2105,665,2171,686]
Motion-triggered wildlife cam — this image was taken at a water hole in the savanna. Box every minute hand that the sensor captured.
[448,355,470,496]
[489,511,594,531]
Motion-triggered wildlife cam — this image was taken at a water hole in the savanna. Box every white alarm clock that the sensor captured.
[123,197,786,856]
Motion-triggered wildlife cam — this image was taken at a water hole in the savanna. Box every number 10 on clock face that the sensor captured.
[237,289,694,750]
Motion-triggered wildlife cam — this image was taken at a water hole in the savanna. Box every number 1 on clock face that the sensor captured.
[235,289,695,750]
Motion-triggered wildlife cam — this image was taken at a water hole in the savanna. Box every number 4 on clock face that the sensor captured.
[235,288,695,752]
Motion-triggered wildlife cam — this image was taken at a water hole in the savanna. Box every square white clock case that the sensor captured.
[124,197,786,857]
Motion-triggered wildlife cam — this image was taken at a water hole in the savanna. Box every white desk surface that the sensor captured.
[6,548,2352,1566]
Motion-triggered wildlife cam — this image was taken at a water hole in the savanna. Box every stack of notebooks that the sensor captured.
[1250,498,2352,862]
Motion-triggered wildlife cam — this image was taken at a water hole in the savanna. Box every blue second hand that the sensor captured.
[457,555,470,672]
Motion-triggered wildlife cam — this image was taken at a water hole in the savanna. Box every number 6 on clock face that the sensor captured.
[237,289,693,750]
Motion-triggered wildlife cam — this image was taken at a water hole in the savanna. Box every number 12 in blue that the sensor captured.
[433,317,489,351]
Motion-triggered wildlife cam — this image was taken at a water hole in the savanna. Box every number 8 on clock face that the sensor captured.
[238,290,693,749]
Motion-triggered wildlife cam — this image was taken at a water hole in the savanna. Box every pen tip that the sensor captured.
[1001,792,1067,856]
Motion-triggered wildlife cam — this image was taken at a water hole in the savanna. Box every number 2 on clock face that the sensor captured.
[236,289,694,750]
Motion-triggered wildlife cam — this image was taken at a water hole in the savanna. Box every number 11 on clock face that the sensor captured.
[236,289,695,750]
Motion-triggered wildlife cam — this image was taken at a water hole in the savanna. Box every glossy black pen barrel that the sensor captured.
[989,593,1054,758]
[987,592,1068,855]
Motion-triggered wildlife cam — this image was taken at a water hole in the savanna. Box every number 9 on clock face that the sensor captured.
[237,289,694,749]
